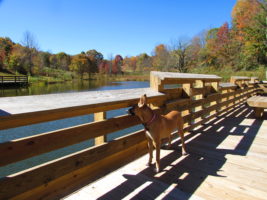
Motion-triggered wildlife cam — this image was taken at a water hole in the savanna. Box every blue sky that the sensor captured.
[0,0,236,58]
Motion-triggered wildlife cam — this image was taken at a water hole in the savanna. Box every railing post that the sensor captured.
[211,81,220,114]
[195,80,204,123]
[182,83,193,127]
[150,73,163,92]
[94,112,107,145]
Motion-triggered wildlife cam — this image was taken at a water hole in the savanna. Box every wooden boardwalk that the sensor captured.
[64,104,267,200]
[0,75,28,86]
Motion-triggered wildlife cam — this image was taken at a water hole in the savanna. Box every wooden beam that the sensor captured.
[0,130,146,200]
[0,114,141,167]
[13,141,148,200]
[0,95,166,130]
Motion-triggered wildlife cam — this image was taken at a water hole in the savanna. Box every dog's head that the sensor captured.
[128,94,151,122]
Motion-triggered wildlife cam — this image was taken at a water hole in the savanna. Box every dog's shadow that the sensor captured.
[97,104,263,200]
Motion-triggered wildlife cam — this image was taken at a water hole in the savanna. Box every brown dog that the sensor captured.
[128,94,187,172]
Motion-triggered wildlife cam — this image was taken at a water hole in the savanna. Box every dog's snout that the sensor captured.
[128,108,135,115]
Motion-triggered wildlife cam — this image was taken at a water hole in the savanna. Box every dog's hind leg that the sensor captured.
[167,136,172,149]
[155,142,161,173]
[178,121,187,155]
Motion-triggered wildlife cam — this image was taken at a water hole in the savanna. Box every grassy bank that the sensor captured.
[93,72,150,82]
[1,67,265,85]
[189,66,266,82]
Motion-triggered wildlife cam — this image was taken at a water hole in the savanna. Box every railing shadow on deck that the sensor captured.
[97,104,264,200]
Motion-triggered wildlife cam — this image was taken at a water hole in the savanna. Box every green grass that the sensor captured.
[2,66,265,84]
[0,72,15,76]
[189,65,266,81]
[93,72,150,81]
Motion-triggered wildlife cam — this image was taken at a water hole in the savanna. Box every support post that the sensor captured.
[150,73,163,92]
[182,83,193,127]
[195,80,204,123]
[94,112,107,145]
[211,81,220,114]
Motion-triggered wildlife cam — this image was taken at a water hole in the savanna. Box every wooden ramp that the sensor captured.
[64,104,267,200]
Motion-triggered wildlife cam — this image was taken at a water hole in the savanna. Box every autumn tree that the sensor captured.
[123,56,137,72]
[232,0,267,69]
[37,51,51,75]
[86,49,103,74]
[136,53,152,72]
[186,36,202,68]
[8,44,28,74]
[0,37,14,71]
[21,31,39,75]
[170,40,190,72]
[70,53,90,79]
[213,22,233,67]
[152,44,170,71]
[113,54,123,74]
[56,52,71,71]
[98,60,110,74]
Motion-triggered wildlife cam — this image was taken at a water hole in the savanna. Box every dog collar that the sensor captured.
[143,113,156,131]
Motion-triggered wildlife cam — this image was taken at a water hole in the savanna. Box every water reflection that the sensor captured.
[0,79,125,97]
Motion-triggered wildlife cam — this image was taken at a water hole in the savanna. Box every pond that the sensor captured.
[0,79,149,97]
[0,80,149,177]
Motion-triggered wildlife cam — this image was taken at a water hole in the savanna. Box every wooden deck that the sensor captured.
[0,76,28,86]
[0,73,262,199]
[64,104,267,200]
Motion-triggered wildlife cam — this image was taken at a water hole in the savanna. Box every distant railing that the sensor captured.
[0,76,28,85]
[0,72,261,200]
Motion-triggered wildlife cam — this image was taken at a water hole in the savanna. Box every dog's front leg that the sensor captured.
[145,133,153,166]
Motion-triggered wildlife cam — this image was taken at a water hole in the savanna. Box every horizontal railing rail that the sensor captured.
[0,73,261,200]
[0,76,28,84]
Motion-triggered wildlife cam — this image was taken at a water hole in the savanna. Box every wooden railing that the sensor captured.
[0,76,28,84]
[0,72,260,200]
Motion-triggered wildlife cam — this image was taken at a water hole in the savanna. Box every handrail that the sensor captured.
[0,72,260,200]
[0,88,165,130]
[0,75,28,84]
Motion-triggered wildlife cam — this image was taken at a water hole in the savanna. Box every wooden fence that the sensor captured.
[0,71,260,200]
[0,76,28,85]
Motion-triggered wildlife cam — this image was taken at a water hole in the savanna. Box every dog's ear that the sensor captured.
[138,94,147,107]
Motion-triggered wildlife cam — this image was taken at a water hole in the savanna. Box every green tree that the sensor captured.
[86,49,103,74]
[136,53,151,72]
[70,53,90,79]
[38,52,51,75]
[56,52,71,71]
[152,44,170,71]
[7,44,28,74]
[232,0,267,69]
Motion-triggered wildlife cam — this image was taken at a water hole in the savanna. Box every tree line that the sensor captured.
[0,32,124,78]
[0,0,266,78]
[123,0,266,73]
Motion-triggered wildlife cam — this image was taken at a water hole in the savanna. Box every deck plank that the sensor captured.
[64,104,267,200]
